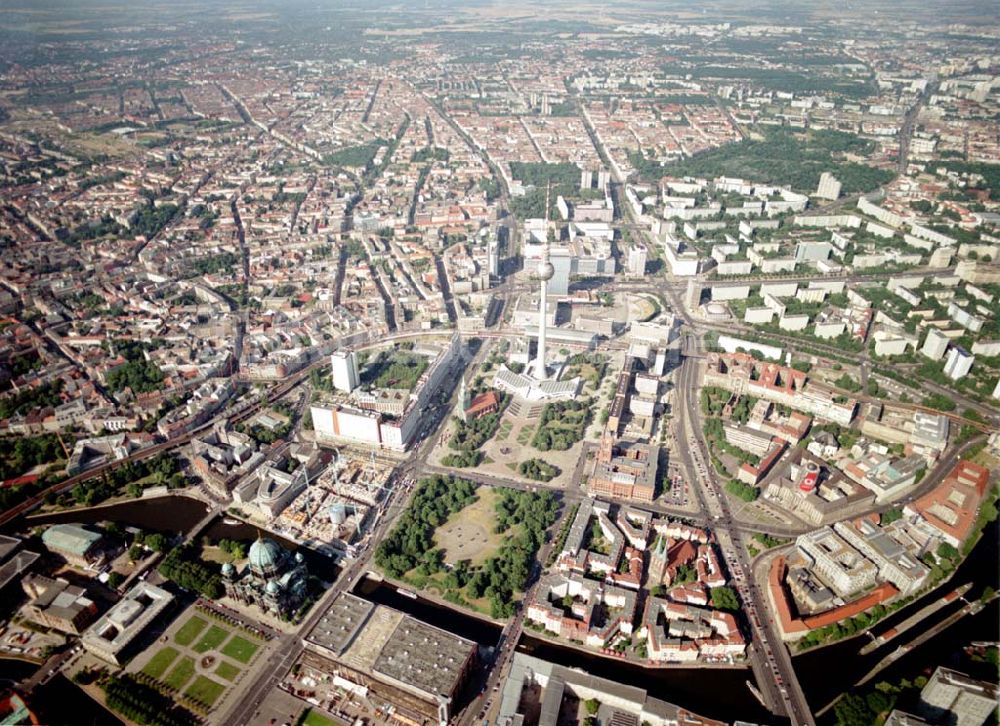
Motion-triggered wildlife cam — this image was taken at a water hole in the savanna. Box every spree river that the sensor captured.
[19,493,211,534]
[356,521,1000,723]
[8,495,1000,723]
[354,577,773,724]
[16,494,341,581]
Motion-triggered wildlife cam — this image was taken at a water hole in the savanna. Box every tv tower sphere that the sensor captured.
[537,258,555,281]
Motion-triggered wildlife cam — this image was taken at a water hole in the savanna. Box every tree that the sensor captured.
[881,508,903,525]
[72,484,92,506]
[922,393,957,412]
[657,128,891,194]
[441,451,482,468]
[832,693,874,726]
[937,541,959,562]
[710,586,740,612]
[159,544,223,599]
[145,533,168,552]
[100,673,197,726]
[585,699,600,716]
[490,595,515,619]
[725,480,759,502]
[532,399,591,451]
[519,458,560,482]
[449,409,505,452]
[865,690,894,716]
[105,359,165,394]
[0,381,65,421]
[219,539,248,560]
[375,476,479,578]
[834,373,861,393]
[673,563,697,585]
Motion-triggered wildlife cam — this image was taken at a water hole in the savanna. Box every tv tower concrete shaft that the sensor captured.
[533,183,555,380]
[534,244,554,379]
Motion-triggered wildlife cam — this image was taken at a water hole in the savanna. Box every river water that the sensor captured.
[353,522,1000,723]
[19,494,210,535]
[354,576,503,646]
[7,495,999,724]
[354,577,773,724]
[15,495,341,581]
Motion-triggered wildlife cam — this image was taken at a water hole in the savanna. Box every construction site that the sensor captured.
[268,448,396,559]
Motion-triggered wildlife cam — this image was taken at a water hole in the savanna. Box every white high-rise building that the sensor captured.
[943,346,974,381]
[686,278,702,310]
[331,350,359,392]
[487,237,500,278]
[921,328,950,361]
[549,247,572,296]
[816,172,842,201]
[627,243,648,276]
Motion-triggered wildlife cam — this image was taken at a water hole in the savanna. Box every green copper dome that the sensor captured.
[248,537,283,573]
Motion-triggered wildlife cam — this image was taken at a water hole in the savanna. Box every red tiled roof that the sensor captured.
[768,556,899,634]
[465,391,500,417]
[911,459,991,544]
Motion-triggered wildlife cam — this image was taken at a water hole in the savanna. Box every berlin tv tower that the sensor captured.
[532,183,554,380]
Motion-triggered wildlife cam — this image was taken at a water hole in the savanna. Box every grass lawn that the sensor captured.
[399,486,529,618]
[173,615,207,647]
[200,545,240,565]
[516,426,532,445]
[971,449,999,471]
[496,421,513,441]
[433,487,503,567]
[185,675,226,706]
[193,625,230,653]
[141,647,179,679]
[164,656,196,691]
[215,661,241,682]
[563,362,603,390]
[220,635,259,664]
[302,709,339,726]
